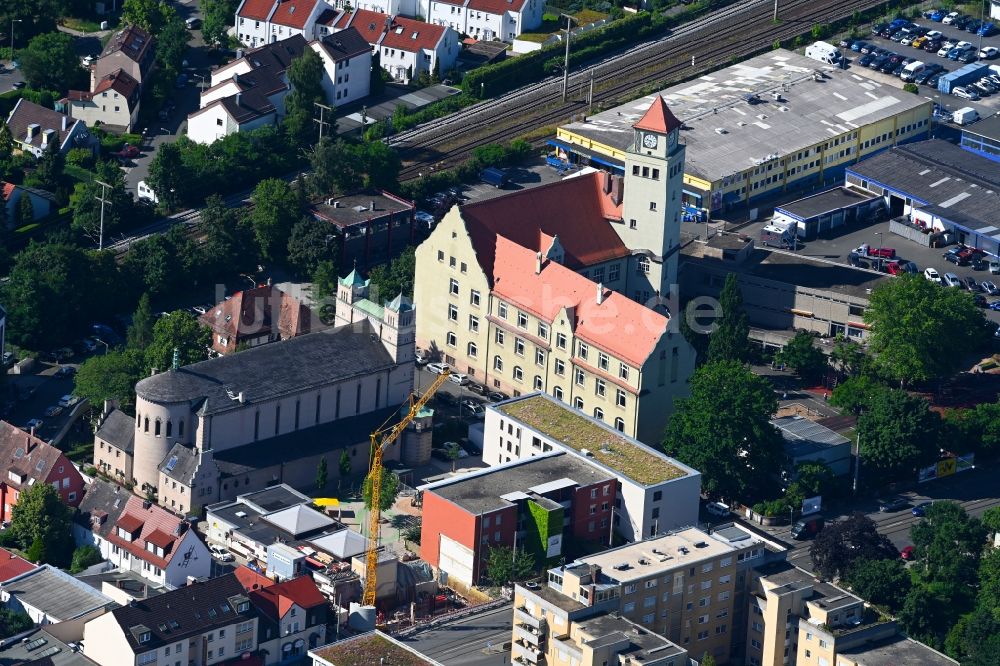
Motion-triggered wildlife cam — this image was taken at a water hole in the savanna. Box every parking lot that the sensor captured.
[5,363,86,445]
[843,10,1000,116]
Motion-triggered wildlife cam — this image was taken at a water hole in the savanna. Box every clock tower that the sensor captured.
[619,95,686,302]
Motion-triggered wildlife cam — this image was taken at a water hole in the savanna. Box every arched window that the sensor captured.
[614,417,625,432]
[178,420,185,438]
[136,413,140,428]
[166,420,172,437]
[143,417,149,433]
[533,376,543,390]
[594,407,604,420]
[154,419,161,437]
[574,397,584,410]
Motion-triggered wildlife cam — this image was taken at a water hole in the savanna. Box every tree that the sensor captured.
[776,332,827,382]
[34,140,63,192]
[978,546,1000,621]
[155,13,189,72]
[0,609,32,640]
[0,122,13,161]
[144,310,211,372]
[846,557,911,610]
[809,513,897,581]
[362,466,400,512]
[707,274,751,363]
[312,260,339,304]
[829,375,884,415]
[250,178,299,260]
[128,294,155,349]
[146,141,186,211]
[122,0,171,32]
[316,457,328,490]
[367,247,416,300]
[663,360,784,501]
[945,608,1000,664]
[983,506,1000,536]
[70,545,104,573]
[911,501,988,589]
[679,301,711,365]
[857,388,941,480]
[283,48,327,147]
[900,581,967,649]
[339,449,351,477]
[792,461,835,499]
[698,655,717,666]
[864,274,990,385]
[201,0,238,46]
[484,545,535,587]
[74,349,144,410]
[18,32,82,92]
[287,217,339,277]
[952,401,1000,456]
[70,159,133,243]
[359,140,401,190]
[16,192,33,225]
[9,482,73,567]
[370,51,384,95]
[200,194,257,277]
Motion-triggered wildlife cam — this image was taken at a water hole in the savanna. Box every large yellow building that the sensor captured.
[556,50,932,220]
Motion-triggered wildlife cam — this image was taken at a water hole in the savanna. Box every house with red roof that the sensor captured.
[199,284,318,355]
[332,9,458,82]
[64,69,142,132]
[413,96,695,443]
[250,576,328,663]
[81,486,212,589]
[0,420,84,523]
[235,0,334,48]
[0,547,36,583]
[423,0,543,42]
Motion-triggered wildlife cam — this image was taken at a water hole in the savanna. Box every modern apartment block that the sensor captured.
[485,393,701,541]
[513,525,783,665]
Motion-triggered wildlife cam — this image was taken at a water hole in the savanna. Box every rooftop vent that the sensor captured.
[714,127,727,134]
[694,541,708,548]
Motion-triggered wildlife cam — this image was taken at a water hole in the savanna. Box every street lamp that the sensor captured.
[875,231,884,270]
[9,19,21,65]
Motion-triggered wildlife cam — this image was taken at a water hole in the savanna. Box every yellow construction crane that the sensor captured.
[363,369,450,606]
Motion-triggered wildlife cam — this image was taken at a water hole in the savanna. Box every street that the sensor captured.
[400,605,514,666]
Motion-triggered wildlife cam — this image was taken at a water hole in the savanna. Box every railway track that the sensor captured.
[394,0,894,181]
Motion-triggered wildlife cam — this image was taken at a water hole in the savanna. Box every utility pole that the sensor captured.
[588,70,594,114]
[94,179,112,251]
[773,0,778,21]
[313,101,333,141]
[852,439,861,494]
[561,14,573,101]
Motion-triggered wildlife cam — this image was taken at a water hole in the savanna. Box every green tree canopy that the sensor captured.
[366,247,416,301]
[900,581,968,649]
[944,608,1000,664]
[791,461,835,499]
[200,0,238,46]
[864,274,990,385]
[10,482,73,567]
[829,375,884,415]
[707,273,751,363]
[312,259,339,304]
[16,192,33,225]
[0,609,32,640]
[18,31,82,92]
[146,141,186,211]
[74,349,144,411]
[339,449,351,477]
[34,140,63,192]
[484,545,535,587]
[978,546,1000,622]
[155,11,189,71]
[200,194,258,278]
[829,336,866,376]
[846,557,911,611]
[663,360,784,501]
[127,293,155,349]
[857,388,941,480]
[283,48,327,147]
[911,501,988,589]
[287,217,339,277]
[122,0,172,33]
[948,401,1000,457]
[70,160,133,244]
[70,545,104,574]
[315,457,328,490]
[776,332,827,382]
[144,310,211,372]
[809,512,897,581]
[250,178,299,261]
[362,466,400,512]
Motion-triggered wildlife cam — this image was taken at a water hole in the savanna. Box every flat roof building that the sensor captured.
[773,415,853,477]
[309,190,417,271]
[556,50,931,219]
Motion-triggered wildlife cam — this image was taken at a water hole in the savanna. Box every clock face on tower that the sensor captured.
[642,133,658,149]
[668,130,677,148]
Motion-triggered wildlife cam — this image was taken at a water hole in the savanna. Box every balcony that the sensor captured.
[515,624,542,646]
[514,607,544,630]
[512,640,542,664]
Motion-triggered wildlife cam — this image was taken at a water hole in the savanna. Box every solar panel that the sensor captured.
[24,638,47,652]
[165,456,179,472]
[36,647,61,658]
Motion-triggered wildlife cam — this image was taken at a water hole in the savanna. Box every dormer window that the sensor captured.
[238,602,250,612]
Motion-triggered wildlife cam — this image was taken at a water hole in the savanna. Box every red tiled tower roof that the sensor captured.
[634,95,681,134]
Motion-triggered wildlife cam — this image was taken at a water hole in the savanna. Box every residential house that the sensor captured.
[250,576,328,663]
[235,0,332,47]
[483,394,701,541]
[1,565,114,630]
[0,420,85,523]
[93,26,156,91]
[332,9,459,83]
[65,69,142,132]
[200,285,316,356]
[82,573,260,666]
[1,181,55,224]
[309,190,417,271]
[423,0,544,41]
[518,613,687,666]
[6,99,92,157]
[413,97,695,443]
[309,30,372,106]
[0,546,36,583]
[73,479,212,589]
[94,409,136,484]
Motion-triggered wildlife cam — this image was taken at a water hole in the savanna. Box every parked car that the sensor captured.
[448,372,470,386]
[990,301,1000,312]
[55,366,75,378]
[872,22,889,34]
[414,349,430,365]
[791,515,825,540]
[209,545,235,562]
[858,52,878,67]
[443,441,469,459]
[850,40,868,52]
[879,496,909,512]
[980,22,997,36]
[487,390,509,402]
[960,50,979,63]
[43,406,63,417]
[926,72,944,87]
[953,86,981,100]
[923,38,943,52]
[467,382,487,396]
[981,46,1000,59]
[982,280,999,295]
[24,418,43,430]
[924,267,942,282]
[901,545,916,560]
[967,18,983,33]
[2,352,14,367]
[58,394,81,408]
[911,501,934,517]
[938,41,956,56]
[964,276,979,291]
[975,294,988,308]
[460,399,485,415]
[867,246,896,259]
[705,501,730,518]
[954,15,973,29]
[991,261,1000,274]
[943,272,963,287]
[426,362,450,375]
[942,11,961,24]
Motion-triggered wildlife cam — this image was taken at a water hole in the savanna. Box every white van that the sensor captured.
[954,106,980,125]
[900,60,925,82]
[805,41,841,65]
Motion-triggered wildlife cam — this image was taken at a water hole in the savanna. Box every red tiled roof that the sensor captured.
[467,0,527,14]
[67,69,139,105]
[491,236,667,366]
[238,0,277,21]
[0,547,36,582]
[107,495,188,569]
[337,9,445,52]
[271,0,319,29]
[0,420,78,494]
[249,576,326,622]
[1,182,14,202]
[234,565,274,592]
[199,285,312,344]
[634,95,682,134]
[461,171,628,281]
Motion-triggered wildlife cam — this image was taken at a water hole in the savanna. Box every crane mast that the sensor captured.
[363,369,451,606]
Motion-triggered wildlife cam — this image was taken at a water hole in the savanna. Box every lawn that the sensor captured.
[65,164,96,184]
[311,634,433,666]
[60,15,119,33]
[499,395,688,485]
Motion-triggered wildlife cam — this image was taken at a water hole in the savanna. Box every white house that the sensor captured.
[64,69,142,131]
[1,181,55,223]
[333,9,458,82]
[74,480,212,589]
[423,0,543,41]
[310,29,372,105]
[235,0,333,47]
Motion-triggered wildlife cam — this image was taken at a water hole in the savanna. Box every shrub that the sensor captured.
[66,147,95,170]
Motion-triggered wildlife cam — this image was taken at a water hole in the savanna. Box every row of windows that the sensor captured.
[137,414,184,438]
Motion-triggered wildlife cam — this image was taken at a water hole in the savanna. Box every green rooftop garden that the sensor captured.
[313,634,434,666]
[499,395,687,485]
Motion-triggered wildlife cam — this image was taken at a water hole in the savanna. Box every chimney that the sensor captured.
[610,175,624,207]
[326,197,335,205]
[369,200,375,211]
[236,48,245,58]
[143,499,152,510]
[61,115,68,131]
[25,124,39,141]
[150,368,158,376]
[333,200,340,208]
[235,92,242,107]
[25,435,34,452]
[535,251,542,275]
[596,283,605,305]
[602,170,612,194]
[233,72,239,84]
